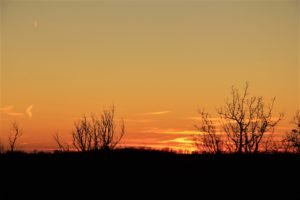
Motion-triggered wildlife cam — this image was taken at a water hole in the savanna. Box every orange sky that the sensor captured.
[0,0,299,151]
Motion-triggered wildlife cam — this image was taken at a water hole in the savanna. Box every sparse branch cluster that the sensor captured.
[282,111,300,153]
[194,111,223,154]
[53,132,70,152]
[218,83,283,153]
[8,121,23,152]
[0,121,23,153]
[195,83,287,154]
[71,106,125,152]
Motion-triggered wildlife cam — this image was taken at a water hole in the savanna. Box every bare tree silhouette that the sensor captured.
[53,132,69,152]
[282,110,300,153]
[217,83,283,153]
[72,105,125,152]
[8,121,23,152]
[98,106,125,150]
[202,83,283,153]
[72,115,93,152]
[260,132,280,153]
[194,110,223,154]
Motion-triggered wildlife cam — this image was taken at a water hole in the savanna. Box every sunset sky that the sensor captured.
[0,0,299,151]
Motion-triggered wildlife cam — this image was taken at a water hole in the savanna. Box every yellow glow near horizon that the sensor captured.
[0,0,299,151]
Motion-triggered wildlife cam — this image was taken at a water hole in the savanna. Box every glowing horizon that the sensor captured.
[0,0,299,152]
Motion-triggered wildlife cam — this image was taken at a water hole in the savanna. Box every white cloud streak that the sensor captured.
[141,128,199,135]
[141,111,170,116]
[7,112,25,117]
[0,106,14,111]
[0,105,33,118]
[125,119,156,123]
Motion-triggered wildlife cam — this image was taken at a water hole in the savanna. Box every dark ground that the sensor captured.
[0,149,299,198]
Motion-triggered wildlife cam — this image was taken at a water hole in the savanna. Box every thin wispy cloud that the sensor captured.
[7,112,25,117]
[188,117,221,121]
[125,119,156,123]
[141,128,199,135]
[33,19,38,29]
[0,105,33,118]
[0,105,14,111]
[161,130,200,135]
[0,106,23,116]
[158,137,196,152]
[141,111,170,116]
[160,137,195,144]
[26,105,33,118]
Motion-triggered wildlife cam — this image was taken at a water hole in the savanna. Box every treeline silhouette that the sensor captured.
[1,147,299,199]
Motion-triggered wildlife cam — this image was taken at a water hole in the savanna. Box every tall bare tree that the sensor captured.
[71,105,125,152]
[282,110,300,153]
[194,110,223,154]
[8,121,23,152]
[218,83,283,153]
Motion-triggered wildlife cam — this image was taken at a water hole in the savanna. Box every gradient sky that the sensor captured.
[0,0,299,151]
